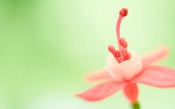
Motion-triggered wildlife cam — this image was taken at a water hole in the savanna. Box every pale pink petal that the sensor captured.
[76,81,127,101]
[106,60,142,82]
[107,54,119,65]
[132,65,175,87]
[141,47,168,68]
[86,69,112,82]
[123,83,138,103]
[130,51,141,61]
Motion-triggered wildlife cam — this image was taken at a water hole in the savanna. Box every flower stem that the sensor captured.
[131,101,140,109]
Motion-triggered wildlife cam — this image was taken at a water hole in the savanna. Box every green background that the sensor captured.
[0,0,175,109]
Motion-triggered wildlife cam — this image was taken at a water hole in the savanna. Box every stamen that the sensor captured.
[119,38,127,48]
[116,57,121,63]
[121,48,127,57]
[115,50,121,57]
[108,45,116,54]
[124,52,131,60]
[108,45,121,63]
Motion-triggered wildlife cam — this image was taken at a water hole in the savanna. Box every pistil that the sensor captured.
[116,8,128,51]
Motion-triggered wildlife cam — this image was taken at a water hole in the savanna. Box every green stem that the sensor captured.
[131,101,140,109]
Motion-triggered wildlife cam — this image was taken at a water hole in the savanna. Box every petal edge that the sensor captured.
[77,81,127,101]
[132,65,175,87]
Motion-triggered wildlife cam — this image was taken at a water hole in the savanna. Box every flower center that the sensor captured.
[108,8,131,63]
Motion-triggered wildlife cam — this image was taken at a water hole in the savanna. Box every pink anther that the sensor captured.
[119,38,128,48]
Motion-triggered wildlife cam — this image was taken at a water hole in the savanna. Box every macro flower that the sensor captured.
[76,8,175,105]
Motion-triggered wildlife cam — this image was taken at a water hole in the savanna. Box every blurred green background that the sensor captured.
[0,0,175,109]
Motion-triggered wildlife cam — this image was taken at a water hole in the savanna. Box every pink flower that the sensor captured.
[76,8,175,104]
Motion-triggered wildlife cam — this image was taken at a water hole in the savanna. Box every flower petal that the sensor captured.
[132,65,175,87]
[141,47,168,68]
[123,83,138,103]
[130,51,141,61]
[76,81,127,101]
[106,60,142,82]
[86,69,111,82]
